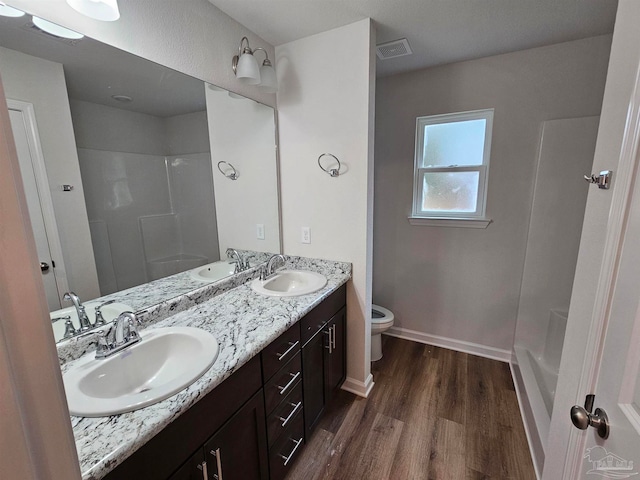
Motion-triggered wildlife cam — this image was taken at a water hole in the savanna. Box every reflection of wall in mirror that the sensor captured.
[206,90,280,256]
[0,46,100,302]
[71,99,219,293]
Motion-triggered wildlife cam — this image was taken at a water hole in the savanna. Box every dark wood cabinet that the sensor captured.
[203,390,269,480]
[104,285,346,480]
[167,450,205,480]
[301,287,347,440]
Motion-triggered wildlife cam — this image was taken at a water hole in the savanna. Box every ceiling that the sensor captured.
[0,14,206,117]
[207,0,618,77]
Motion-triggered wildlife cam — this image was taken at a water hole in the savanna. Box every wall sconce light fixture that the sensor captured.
[33,16,84,39]
[0,2,25,17]
[232,36,278,93]
[66,0,120,21]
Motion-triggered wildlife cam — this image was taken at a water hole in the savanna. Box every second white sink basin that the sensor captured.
[251,270,327,297]
[190,261,236,282]
[63,327,219,417]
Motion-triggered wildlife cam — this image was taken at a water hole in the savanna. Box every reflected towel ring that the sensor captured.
[217,161,238,180]
[318,153,341,177]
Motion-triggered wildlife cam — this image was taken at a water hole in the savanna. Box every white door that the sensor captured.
[8,102,66,310]
[574,155,640,477]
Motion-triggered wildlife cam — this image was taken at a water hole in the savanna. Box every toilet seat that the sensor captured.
[372,304,394,324]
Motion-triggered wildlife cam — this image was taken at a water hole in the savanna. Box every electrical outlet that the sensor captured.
[256,224,265,240]
[301,226,311,244]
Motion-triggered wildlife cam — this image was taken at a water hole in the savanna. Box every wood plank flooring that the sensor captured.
[287,336,536,480]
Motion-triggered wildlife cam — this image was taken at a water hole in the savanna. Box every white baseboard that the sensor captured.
[385,326,512,362]
[341,373,375,398]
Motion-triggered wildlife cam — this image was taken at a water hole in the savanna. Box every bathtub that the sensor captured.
[513,308,568,472]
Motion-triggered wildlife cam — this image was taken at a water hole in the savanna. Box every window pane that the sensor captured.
[422,119,486,167]
[421,171,479,213]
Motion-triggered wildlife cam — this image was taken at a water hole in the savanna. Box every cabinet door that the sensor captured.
[301,325,329,438]
[325,307,346,398]
[203,390,269,480]
[168,449,206,480]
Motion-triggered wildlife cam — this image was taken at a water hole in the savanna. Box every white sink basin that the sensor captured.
[190,261,236,282]
[63,327,219,417]
[251,270,327,297]
[50,302,132,343]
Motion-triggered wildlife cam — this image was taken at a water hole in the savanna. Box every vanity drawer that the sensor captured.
[266,381,303,447]
[261,323,300,382]
[300,284,346,345]
[269,412,305,480]
[264,351,302,415]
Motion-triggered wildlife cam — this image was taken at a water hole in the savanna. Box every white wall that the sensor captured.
[165,110,210,155]
[0,47,100,302]
[374,35,611,354]
[70,99,166,155]
[6,0,276,106]
[206,90,280,255]
[276,19,376,396]
[514,117,600,356]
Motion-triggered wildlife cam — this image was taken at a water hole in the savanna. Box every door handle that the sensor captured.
[40,262,50,272]
[570,394,610,439]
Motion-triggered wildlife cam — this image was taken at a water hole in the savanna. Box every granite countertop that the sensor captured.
[63,256,351,480]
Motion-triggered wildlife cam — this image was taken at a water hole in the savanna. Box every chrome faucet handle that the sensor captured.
[95,330,110,358]
[126,314,141,341]
[51,315,76,339]
[94,300,116,326]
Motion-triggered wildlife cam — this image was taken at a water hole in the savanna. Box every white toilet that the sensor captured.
[371,304,395,361]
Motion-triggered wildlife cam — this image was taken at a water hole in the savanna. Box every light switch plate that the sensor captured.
[256,224,265,240]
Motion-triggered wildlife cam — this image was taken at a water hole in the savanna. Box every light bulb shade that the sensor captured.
[235,53,261,85]
[0,3,25,17]
[258,63,278,93]
[32,17,84,39]
[66,0,120,21]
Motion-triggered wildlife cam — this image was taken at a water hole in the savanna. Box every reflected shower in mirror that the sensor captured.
[0,13,280,340]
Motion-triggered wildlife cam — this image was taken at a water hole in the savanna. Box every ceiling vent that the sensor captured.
[376,38,412,60]
[20,21,81,46]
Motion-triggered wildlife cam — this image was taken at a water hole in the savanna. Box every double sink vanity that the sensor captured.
[57,253,351,480]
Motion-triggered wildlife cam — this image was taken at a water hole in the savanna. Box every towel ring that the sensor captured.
[217,161,238,180]
[318,153,342,177]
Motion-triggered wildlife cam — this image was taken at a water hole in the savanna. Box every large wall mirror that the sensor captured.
[0,15,280,341]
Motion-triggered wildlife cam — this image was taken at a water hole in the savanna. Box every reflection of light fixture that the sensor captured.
[66,0,120,21]
[32,17,84,39]
[232,36,278,92]
[0,2,25,17]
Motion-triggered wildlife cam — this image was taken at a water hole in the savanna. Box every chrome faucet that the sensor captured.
[95,311,141,359]
[51,315,76,339]
[94,300,116,326]
[63,291,92,331]
[260,254,287,281]
[226,248,249,273]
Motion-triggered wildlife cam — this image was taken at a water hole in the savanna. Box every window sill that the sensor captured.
[407,216,492,229]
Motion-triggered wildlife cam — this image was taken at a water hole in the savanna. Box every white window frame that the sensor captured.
[410,109,494,228]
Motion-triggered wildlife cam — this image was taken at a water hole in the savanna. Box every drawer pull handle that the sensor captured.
[331,324,336,350]
[277,371,301,396]
[196,461,208,480]
[279,401,303,427]
[324,328,332,354]
[277,340,299,361]
[209,448,223,480]
[280,437,304,466]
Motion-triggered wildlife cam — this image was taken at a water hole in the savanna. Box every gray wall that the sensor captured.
[373,35,612,352]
